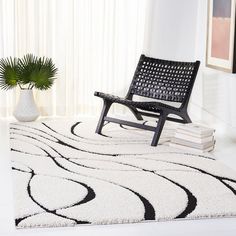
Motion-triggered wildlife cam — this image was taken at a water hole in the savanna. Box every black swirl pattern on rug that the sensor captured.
[11,133,156,225]
[9,120,236,228]
[12,163,95,226]
[10,123,215,160]
[71,121,111,138]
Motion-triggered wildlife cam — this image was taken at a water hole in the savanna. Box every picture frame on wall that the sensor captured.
[206,0,236,73]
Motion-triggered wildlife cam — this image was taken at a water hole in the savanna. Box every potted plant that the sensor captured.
[0,54,57,121]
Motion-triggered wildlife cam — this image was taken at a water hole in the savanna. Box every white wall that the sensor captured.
[144,0,198,61]
[143,0,236,135]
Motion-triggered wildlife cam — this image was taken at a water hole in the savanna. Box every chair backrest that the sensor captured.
[127,55,200,106]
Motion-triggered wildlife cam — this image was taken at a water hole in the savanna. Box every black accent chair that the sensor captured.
[94,54,200,146]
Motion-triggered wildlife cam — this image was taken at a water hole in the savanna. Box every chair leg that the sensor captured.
[151,113,167,146]
[183,112,192,123]
[95,100,112,134]
[128,107,143,120]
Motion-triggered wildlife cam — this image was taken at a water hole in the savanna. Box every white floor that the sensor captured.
[1,117,236,236]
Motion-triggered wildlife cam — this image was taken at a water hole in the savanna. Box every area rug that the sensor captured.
[10,118,236,229]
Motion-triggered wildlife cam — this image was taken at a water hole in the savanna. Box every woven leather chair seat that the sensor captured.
[94,92,180,113]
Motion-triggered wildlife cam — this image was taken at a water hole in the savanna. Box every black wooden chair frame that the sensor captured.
[94,55,200,146]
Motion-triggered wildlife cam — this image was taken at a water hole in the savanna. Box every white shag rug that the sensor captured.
[10,118,236,229]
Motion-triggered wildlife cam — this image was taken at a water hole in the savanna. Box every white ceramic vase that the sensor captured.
[13,89,40,122]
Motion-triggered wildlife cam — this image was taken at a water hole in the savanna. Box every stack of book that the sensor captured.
[169,123,215,153]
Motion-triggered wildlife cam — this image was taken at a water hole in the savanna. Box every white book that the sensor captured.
[176,129,213,138]
[169,142,214,154]
[177,123,215,137]
[171,137,215,149]
[175,132,214,143]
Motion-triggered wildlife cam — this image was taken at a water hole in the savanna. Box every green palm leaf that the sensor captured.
[31,57,57,90]
[0,54,58,90]
[0,57,19,90]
